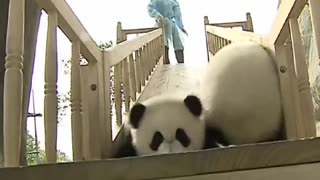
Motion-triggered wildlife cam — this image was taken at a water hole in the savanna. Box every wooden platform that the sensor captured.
[1,137,320,180]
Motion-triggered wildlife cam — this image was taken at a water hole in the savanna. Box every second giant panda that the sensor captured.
[200,41,283,146]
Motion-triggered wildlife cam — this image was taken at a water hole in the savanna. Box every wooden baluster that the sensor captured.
[153,40,157,67]
[80,65,90,160]
[246,12,254,32]
[157,38,161,63]
[150,40,155,69]
[145,44,151,78]
[114,63,122,125]
[44,11,58,163]
[122,58,130,112]
[159,37,162,61]
[134,50,142,93]
[156,37,161,64]
[139,48,145,86]
[148,43,153,75]
[128,54,137,101]
[289,18,316,137]
[204,16,210,62]
[275,42,304,139]
[4,0,25,167]
[154,38,158,62]
[143,46,149,82]
[214,35,218,54]
[70,40,83,161]
[309,0,320,59]
[210,34,214,54]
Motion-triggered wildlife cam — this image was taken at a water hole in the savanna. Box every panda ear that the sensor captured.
[184,95,202,117]
[129,103,146,129]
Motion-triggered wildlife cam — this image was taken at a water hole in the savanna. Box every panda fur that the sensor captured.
[114,94,222,158]
[200,41,283,146]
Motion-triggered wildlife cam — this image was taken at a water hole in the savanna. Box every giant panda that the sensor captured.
[114,94,222,158]
[200,41,284,146]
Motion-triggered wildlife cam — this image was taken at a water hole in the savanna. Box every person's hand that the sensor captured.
[181,28,188,36]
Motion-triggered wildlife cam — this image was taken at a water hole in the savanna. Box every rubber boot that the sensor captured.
[175,49,184,63]
[164,46,170,64]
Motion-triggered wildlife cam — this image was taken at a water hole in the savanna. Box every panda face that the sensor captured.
[128,95,205,156]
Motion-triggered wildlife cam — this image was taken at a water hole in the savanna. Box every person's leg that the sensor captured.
[162,18,173,64]
[172,24,184,63]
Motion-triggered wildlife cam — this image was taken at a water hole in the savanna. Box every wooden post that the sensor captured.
[80,65,90,160]
[128,54,137,101]
[85,62,102,160]
[4,0,25,167]
[309,0,320,59]
[139,48,145,86]
[122,58,130,112]
[115,21,127,125]
[70,40,83,161]
[246,12,254,32]
[275,30,307,140]
[44,11,58,163]
[289,18,316,137]
[116,22,127,44]
[134,49,142,93]
[204,16,210,62]
[114,62,122,126]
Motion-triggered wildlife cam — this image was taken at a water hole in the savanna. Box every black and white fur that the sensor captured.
[200,41,283,146]
[114,94,221,158]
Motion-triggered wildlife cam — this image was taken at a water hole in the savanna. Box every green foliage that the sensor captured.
[26,131,71,165]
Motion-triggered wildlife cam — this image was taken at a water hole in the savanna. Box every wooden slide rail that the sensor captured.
[107,23,164,156]
[2,0,320,179]
[204,0,319,142]
[2,0,164,167]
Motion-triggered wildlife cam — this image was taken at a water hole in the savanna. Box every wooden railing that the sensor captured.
[103,22,165,156]
[2,0,320,179]
[3,0,164,167]
[204,0,320,141]
[204,12,257,60]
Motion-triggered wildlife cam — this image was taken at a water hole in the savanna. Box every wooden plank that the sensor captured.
[161,162,320,180]
[210,21,247,28]
[206,25,267,45]
[137,64,205,102]
[2,137,320,179]
[123,27,158,35]
[105,29,162,66]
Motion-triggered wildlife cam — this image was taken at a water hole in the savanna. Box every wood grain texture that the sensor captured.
[161,162,320,180]
[138,64,206,102]
[1,137,320,180]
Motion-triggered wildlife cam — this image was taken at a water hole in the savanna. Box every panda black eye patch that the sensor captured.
[150,131,164,151]
[176,128,190,147]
